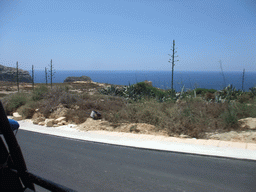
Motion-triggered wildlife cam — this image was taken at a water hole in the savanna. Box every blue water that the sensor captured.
[31,70,256,92]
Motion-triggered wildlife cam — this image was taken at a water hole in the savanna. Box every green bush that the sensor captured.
[221,105,238,129]
[59,92,78,107]
[99,82,171,102]
[32,85,49,101]
[205,92,215,101]
[237,93,250,103]
[249,87,256,98]
[4,92,28,114]
[195,88,217,95]
[17,101,38,119]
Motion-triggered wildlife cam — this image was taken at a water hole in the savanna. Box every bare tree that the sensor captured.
[45,67,48,85]
[219,60,226,88]
[16,61,19,92]
[32,65,34,90]
[48,59,56,88]
[242,68,245,91]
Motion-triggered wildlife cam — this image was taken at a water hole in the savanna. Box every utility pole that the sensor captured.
[168,40,178,96]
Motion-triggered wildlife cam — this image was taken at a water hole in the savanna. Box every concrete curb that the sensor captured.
[17,120,256,161]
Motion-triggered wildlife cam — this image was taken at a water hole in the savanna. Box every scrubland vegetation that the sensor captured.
[1,81,256,139]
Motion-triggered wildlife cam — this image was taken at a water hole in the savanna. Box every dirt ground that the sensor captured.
[76,118,256,144]
[206,131,256,143]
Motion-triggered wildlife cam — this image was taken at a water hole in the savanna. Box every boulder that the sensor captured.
[45,119,55,127]
[12,112,22,121]
[49,106,68,119]
[55,117,66,123]
[61,120,68,125]
[0,64,32,83]
[57,120,68,126]
[63,76,91,83]
[33,117,46,124]
[38,122,45,126]
[57,122,62,126]
[239,117,256,130]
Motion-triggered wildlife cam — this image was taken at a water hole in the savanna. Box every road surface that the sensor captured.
[16,130,256,192]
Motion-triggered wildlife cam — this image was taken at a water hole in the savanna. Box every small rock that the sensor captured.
[180,134,190,138]
[12,112,22,121]
[55,117,66,123]
[33,117,46,124]
[45,119,55,127]
[38,122,45,126]
[68,124,76,128]
[71,105,79,110]
[57,120,67,126]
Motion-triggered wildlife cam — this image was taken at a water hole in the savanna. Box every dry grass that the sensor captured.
[1,81,256,139]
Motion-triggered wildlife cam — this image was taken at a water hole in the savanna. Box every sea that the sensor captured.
[31,70,256,92]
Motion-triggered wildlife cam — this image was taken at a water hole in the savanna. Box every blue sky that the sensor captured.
[0,0,255,71]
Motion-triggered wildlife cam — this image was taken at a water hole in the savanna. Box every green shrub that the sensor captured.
[236,102,256,118]
[32,85,49,101]
[208,89,217,94]
[221,105,238,129]
[99,82,171,102]
[220,85,242,101]
[249,87,256,98]
[195,88,217,95]
[17,101,38,119]
[59,92,78,107]
[237,93,250,103]
[205,92,215,101]
[4,92,28,114]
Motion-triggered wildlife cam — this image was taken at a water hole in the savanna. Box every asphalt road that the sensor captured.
[16,130,256,192]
